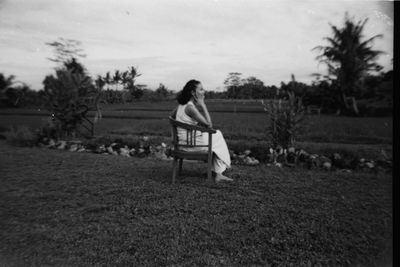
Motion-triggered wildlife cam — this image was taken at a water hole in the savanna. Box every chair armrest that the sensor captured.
[170,108,177,119]
[169,117,217,134]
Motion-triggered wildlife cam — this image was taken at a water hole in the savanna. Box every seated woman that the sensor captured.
[171,80,233,182]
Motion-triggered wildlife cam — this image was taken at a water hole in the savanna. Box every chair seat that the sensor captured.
[171,149,209,161]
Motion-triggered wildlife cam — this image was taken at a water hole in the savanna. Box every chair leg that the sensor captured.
[207,155,213,182]
[172,157,178,184]
[178,159,183,175]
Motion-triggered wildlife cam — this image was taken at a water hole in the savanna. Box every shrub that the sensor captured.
[4,126,40,147]
[357,98,393,117]
[44,39,103,138]
[261,91,305,148]
[43,68,99,138]
[38,115,62,140]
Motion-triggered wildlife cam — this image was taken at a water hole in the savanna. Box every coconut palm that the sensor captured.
[0,73,15,91]
[313,13,383,115]
[0,73,15,106]
[0,74,29,107]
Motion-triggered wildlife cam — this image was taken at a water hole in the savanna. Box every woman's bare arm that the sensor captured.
[185,104,212,128]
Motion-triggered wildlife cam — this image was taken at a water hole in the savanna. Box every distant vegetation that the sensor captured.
[313,13,387,116]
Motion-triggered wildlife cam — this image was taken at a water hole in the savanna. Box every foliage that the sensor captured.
[99,81,175,103]
[262,76,306,148]
[0,73,15,107]
[223,72,243,97]
[46,38,86,63]
[0,73,48,108]
[99,67,142,102]
[154,83,174,100]
[4,125,39,146]
[279,75,309,98]
[0,73,27,108]
[141,84,176,102]
[43,39,102,137]
[204,90,228,99]
[236,76,265,99]
[223,73,277,99]
[37,115,62,140]
[313,13,383,116]
[101,89,126,104]
[43,68,99,137]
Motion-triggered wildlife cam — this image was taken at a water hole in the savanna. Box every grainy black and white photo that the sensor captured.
[0,0,393,266]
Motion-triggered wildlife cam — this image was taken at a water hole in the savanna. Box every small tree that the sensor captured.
[43,68,96,136]
[262,75,305,148]
[224,72,243,99]
[43,38,102,138]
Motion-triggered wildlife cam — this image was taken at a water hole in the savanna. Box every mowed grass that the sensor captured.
[0,141,392,266]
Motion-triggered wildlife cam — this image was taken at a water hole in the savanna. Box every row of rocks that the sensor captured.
[40,138,172,160]
[231,146,391,171]
[38,138,392,171]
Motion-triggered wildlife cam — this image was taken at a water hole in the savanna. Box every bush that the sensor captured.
[38,115,62,140]
[357,98,393,117]
[43,68,98,137]
[4,126,40,147]
[261,91,305,148]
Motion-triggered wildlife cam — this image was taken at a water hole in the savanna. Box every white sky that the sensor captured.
[0,0,394,91]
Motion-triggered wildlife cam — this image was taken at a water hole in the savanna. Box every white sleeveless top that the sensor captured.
[176,100,197,125]
[175,101,203,144]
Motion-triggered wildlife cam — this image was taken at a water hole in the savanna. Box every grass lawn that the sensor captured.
[0,141,392,266]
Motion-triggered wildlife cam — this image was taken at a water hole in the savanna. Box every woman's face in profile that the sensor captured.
[194,83,205,98]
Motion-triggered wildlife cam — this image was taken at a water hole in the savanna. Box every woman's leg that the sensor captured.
[212,154,233,182]
[199,130,232,181]
[210,130,231,168]
[211,155,226,173]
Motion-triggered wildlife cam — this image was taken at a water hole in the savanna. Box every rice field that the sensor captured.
[0,100,393,145]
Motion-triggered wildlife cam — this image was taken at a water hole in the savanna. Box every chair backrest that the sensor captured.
[168,116,215,150]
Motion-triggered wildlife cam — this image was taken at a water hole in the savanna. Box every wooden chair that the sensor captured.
[169,116,216,184]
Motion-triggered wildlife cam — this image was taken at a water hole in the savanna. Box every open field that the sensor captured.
[0,141,392,266]
[0,101,393,145]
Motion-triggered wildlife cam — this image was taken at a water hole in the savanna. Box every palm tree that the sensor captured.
[313,13,383,115]
[0,74,15,107]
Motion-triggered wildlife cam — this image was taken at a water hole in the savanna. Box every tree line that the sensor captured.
[1,68,392,116]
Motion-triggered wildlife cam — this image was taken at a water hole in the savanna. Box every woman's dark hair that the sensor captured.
[177,79,200,105]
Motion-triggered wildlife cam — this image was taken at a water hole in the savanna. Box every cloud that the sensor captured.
[0,0,394,91]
